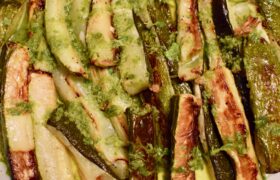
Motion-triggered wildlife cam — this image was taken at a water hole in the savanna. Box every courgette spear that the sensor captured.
[257,0,280,44]
[126,106,157,179]
[222,0,269,41]
[134,13,175,179]
[52,67,128,179]
[147,0,178,76]
[86,0,117,67]
[47,126,114,180]
[70,0,91,44]
[90,67,132,144]
[0,45,11,180]
[45,0,88,77]
[201,87,235,180]
[29,72,81,180]
[170,94,206,179]
[112,0,150,95]
[176,0,204,81]
[244,39,280,173]
[27,2,55,73]
[3,45,39,180]
[198,0,262,179]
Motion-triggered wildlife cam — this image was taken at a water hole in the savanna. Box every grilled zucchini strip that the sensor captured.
[223,0,269,41]
[29,72,81,180]
[86,0,117,67]
[257,0,280,44]
[66,76,128,177]
[201,87,235,180]
[177,0,204,81]
[127,106,157,179]
[48,126,114,180]
[45,0,88,76]
[112,0,150,95]
[3,46,39,180]
[202,67,262,180]
[134,12,175,179]
[28,6,55,73]
[70,0,91,44]
[198,0,223,70]
[0,46,11,179]
[90,67,132,144]
[171,94,201,179]
[244,39,280,173]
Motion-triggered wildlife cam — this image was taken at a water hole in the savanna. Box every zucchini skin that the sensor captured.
[147,0,178,76]
[244,39,280,173]
[3,45,39,180]
[202,67,262,180]
[47,103,117,178]
[202,88,235,180]
[134,15,174,179]
[127,107,157,179]
[170,94,201,179]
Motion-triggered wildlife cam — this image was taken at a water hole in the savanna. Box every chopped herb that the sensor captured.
[188,147,204,171]
[154,21,166,28]
[104,105,121,118]
[146,144,169,163]
[165,42,180,61]
[172,166,187,173]
[129,150,151,176]
[7,102,32,116]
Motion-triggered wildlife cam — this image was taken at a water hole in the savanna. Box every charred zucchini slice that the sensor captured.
[3,45,39,180]
[202,66,262,180]
[244,39,280,173]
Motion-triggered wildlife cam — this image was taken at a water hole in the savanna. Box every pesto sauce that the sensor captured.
[27,12,56,73]
[6,101,32,116]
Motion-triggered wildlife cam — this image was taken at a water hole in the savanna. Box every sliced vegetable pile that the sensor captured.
[0,0,280,179]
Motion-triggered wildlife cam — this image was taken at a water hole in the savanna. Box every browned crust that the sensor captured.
[9,151,39,180]
[208,67,258,180]
[189,0,203,59]
[172,95,201,180]
[234,16,260,36]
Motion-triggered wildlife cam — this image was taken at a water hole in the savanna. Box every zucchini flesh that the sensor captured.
[48,126,114,180]
[3,46,39,180]
[170,94,201,179]
[112,0,150,95]
[244,40,280,173]
[29,72,81,180]
[177,0,204,81]
[70,0,91,44]
[202,66,262,180]
[127,107,157,179]
[86,0,117,67]
[45,0,88,77]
